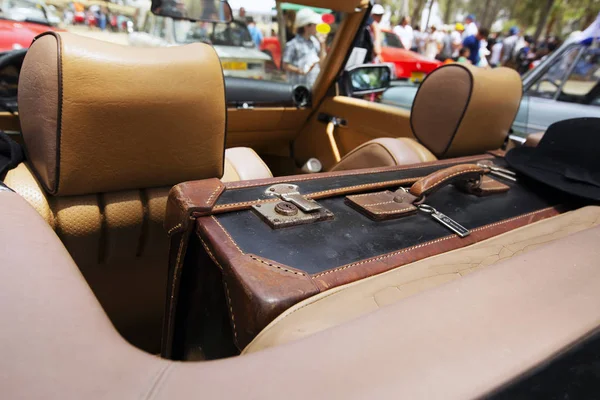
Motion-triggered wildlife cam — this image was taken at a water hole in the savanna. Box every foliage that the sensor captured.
[377,0,600,39]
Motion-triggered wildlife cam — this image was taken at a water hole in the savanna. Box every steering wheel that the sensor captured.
[0,49,28,114]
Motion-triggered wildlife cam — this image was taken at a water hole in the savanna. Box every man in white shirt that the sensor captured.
[393,16,413,50]
[424,25,444,60]
[463,14,478,39]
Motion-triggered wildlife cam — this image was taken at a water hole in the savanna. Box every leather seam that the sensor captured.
[369,206,415,215]
[167,223,183,235]
[411,166,482,196]
[206,185,222,206]
[223,155,494,190]
[198,237,239,345]
[363,200,396,207]
[165,231,188,346]
[249,255,306,276]
[313,207,556,278]
[211,215,244,254]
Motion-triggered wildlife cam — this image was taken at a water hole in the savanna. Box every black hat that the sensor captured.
[506,118,600,201]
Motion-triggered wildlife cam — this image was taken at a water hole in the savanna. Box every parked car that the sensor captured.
[129,12,273,80]
[380,29,441,81]
[0,0,60,26]
[381,32,600,137]
[0,1,59,53]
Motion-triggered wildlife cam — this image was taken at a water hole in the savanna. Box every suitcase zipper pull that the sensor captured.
[417,204,470,238]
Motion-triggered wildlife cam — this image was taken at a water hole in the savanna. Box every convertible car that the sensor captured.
[1,0,599,398]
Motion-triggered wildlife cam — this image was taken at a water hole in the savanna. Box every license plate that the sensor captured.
[222,61,248,70]
[410,72,425,82]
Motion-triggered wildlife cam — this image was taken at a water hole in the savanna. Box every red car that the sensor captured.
[260,37,282,69]
[0,18,56,52]
[380,29,441,81]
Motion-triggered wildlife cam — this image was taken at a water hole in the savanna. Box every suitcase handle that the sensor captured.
[409,164,484,201]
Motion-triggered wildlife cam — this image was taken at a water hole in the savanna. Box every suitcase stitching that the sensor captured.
[199,237,239,344]
[249,255,306,276]
[211,216,243,254]
[313,207,556,277]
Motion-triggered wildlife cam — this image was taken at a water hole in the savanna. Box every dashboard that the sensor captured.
[0,50,25,114]
[0,49,311,114]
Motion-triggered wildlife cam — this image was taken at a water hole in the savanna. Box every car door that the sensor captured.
[514,44,600,136]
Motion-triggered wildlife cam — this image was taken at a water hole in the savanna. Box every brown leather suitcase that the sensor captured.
[162,154,574,360]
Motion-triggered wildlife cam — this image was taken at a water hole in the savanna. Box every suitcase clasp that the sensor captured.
[265,184,322,212]
[253,184,333,229]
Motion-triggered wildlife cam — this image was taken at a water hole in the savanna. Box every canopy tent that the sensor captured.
[279,2,331,14]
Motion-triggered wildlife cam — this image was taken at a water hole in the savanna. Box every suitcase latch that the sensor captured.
[265,184,322,212]
[252,184,333,229]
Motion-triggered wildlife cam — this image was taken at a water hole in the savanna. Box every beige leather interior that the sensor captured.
[411,64,522,158]
[3,189,600,399]
[221,147,273,182]
[331,137,436,172]
[7,32,272,353]
[525,131,545,147]
[19,32,226,196]
[294,96,415,170]
[4,149,271,353]
[245,206,600,353]
[226,107,311,155]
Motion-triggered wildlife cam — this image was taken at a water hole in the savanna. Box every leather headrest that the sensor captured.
[18,32,226,196]
[410,64,522,158]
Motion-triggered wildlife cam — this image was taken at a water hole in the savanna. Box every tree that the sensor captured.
[534,0,555,41]
[411,0,426,25]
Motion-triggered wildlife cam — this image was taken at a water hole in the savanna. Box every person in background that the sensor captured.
[412,25,424,53]
[457,47,471,63]
[238,7,246,19]
[489,33,503,67]
[437,26,453,61]
[462,27,489,66]
[463,14,478,39]
[246,16,263,47]
[501,26,520,67]
[393,16,413,50]
[451,23,464,58]
[424,25,443,60]
[368,4,385,62]
[282,8,326,87]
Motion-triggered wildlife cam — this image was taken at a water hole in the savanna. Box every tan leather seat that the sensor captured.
[332,64,522,171]
[3,32,271,353]
[3,189,600,399]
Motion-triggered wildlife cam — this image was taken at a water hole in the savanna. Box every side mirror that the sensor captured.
[151,0,232,23]
[343,64,391,97]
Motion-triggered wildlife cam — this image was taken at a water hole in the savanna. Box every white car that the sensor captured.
[0,0,61,26]
[130,12,272,80]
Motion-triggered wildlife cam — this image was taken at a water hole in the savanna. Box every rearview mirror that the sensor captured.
[343,64,391,97]
[151,0,232,23]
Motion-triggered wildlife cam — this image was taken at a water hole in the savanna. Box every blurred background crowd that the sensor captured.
[363,0,599,74]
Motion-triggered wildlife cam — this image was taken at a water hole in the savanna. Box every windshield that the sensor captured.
[173,20,254,47]
[383,31,403,49]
